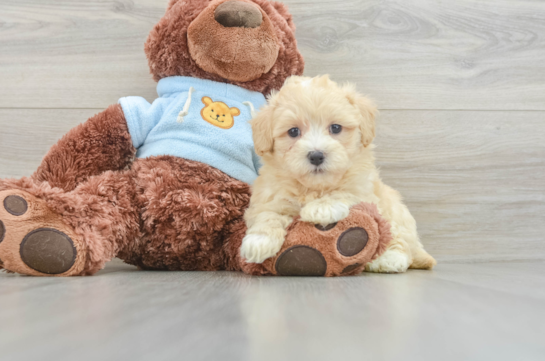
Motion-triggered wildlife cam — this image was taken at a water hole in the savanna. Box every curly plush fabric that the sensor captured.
[146,0,304,95]
[31,104,135,192]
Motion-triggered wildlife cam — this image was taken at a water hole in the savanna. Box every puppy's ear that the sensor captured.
[283,75,307,86]
[312,74,334,88]
[251,99,277,156]
[343,85,378,147]
[285,75,332,89]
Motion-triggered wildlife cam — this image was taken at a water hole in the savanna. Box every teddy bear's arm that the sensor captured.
[31,104,136,192]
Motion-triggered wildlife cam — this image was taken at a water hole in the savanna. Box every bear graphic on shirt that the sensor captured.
[200,96,240,129]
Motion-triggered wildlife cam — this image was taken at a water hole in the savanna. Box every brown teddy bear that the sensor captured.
[0,0,391,277]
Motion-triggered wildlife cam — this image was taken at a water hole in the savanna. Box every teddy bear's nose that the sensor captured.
[214,0,263,28]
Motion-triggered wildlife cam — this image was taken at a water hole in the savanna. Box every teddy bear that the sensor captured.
[0,0,391,277]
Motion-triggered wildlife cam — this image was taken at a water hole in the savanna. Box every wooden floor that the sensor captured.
[0,259,544,361]
[0,1,544,359]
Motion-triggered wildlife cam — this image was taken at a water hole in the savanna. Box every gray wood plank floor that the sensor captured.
[1,260,544,361]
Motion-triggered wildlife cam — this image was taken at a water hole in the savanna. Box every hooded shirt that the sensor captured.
[119,76,266,185]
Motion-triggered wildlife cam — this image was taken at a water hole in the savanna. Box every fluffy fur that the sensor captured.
[146,0,304,95]
[187,0,279,82]
[0,0,305,276]
[240,202,393,277]
[241,75,436,272]
[31,104,135,192]
[0,1,392,277]
[0,157,251,275]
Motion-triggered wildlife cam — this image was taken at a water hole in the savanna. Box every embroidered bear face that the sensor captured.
[200,96,240,129]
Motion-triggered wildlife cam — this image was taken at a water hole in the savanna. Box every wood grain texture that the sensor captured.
[0,260,544,361]
[1,109,543,262]
[0,0,543,262]
[374,110,545,262]
[293,0,545,110]
[0,0,545,109]
[0,109,97,178]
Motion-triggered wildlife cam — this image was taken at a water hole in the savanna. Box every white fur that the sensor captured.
[241,75,436,272]
[365,249,410,273]
[300,197,350,226]
[240,234,284,263]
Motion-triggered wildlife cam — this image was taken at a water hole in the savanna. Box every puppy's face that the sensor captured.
[252,75,378,189]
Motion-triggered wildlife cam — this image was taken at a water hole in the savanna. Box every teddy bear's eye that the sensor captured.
[211,109,214,112]
[222,114,225,117]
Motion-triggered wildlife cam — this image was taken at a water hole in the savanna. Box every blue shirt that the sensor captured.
[119,76,266,184]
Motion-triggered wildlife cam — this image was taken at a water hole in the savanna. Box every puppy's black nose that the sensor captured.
[214,0,263,28]
[308,151,325,166]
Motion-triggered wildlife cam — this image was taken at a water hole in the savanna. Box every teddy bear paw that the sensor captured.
[0,190,85,276]
[243,203,394,277]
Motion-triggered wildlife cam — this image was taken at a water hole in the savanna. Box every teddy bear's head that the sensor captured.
[145,0,305,95]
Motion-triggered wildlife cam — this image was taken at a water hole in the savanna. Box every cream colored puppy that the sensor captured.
[241,75,436,273]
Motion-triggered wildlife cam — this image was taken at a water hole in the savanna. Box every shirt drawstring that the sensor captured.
[178,87,258,123]
[177,86,195,123]
[243,101,258,118]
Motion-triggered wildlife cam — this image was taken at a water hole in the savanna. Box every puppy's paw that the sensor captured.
[240,234,283,264]
[365,249,410,273]
[300,200,350,226]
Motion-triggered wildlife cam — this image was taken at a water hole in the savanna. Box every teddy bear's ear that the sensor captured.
[202,96,213,106]
[270,1,297,32]
[167,0,181,11]
[230,107,241,117]
[342,84,378,148]
[250,98,276,156]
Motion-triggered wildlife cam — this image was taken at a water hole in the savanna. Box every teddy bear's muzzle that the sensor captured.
[187,0,279,83]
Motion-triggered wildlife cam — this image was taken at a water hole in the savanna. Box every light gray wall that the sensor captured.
[0,0,543,263]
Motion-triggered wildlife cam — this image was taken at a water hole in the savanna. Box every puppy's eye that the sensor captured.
[288,128,300,138]
[330,124,342,134]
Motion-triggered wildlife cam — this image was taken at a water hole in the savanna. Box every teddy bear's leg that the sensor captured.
[31,104,135,192]
[0,169,141,276]
[238,203,393,277]
[114,156,253,272]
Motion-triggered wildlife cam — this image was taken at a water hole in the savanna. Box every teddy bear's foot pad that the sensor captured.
[272,225,372,277]
[20,228,77,274]
[0,220,5,243]
[337,228,369,256]
[0,190,83,276]
[4,195,28,216]
[275,245,327,276]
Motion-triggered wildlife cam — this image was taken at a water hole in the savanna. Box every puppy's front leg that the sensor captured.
[300,192,360,226]
[241,210,294,264]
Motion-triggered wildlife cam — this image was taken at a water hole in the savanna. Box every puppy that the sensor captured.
[241,75,436,273]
